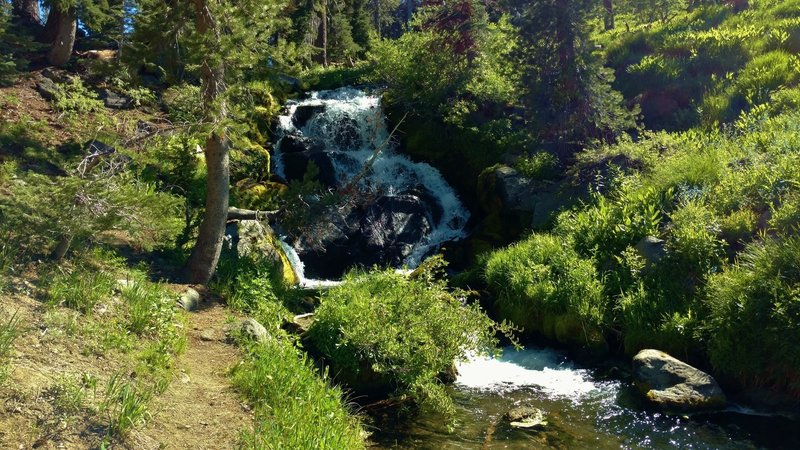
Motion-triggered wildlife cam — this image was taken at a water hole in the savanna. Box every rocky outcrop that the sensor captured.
[99,88,133,109]
[477,165,568,230]
[633,349,726,411]
[292,192,437,279]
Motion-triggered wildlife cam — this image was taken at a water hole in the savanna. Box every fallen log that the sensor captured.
[227,207,278,221]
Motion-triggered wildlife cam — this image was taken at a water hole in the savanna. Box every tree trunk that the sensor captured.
[603,0,614,31]
[405,0,414,29]
[46,7,77,67]
[51,234,73,261]
[322,0,328,67]
[373,0,381,37]
[184,0,231,285]
[11,0,41,28]
[727,0,748,11]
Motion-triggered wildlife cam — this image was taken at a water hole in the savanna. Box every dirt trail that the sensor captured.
[131,300,253,450]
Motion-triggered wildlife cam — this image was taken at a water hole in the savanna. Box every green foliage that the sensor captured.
[100,373,152,437]
[706,236,800,393]
[47,267,116,314]
[309,257,512,415]
[0,312,21,382]
[514,152,559,181]
[484,233,606,347]
[665,201,725,273]
[0,164,183,257]
[53,77,106,117]
[231,336,365,450]
[161,84,204,124]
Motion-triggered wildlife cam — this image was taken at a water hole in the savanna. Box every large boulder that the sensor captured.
[292,104,325,129]
[633,349,727,411]
[225,220,298,286]
[99,89,133,109]
[292,193,436,279]
[477,165,568,231]
[505,406,548,429]
[280,150,338,188]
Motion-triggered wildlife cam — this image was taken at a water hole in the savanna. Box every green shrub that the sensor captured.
[162,84,203,123]
[308,257,511,415]
[53,77,105,116]
[719,208,758,244]
[665,201,725,273]
[515,152,559,181]
[484,233,606,349]
[706,236,800,394]
[47,268,115,314]
[231,337,364,450]
[0,169,183,258]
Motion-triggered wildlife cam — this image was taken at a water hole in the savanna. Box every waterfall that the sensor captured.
[273,88,470,285]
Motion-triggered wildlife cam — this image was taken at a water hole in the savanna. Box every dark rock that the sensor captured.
[633,349,727,411]
[281,150,338,188]
[292,104,325,129]
[36,76,61,101]
[478,165,567,229]
[41,68,70,83]
[292,194,435,279]
[280,133,324,154]
[277,74,302,92]
[99,88,133,109]
[331,115,362,150]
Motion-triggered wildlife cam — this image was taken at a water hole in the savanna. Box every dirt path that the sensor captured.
[130,300,253,450]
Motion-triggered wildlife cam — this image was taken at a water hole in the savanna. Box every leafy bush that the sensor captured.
[231,337,364,450]
[484,233,606,349]
[515,152,559,181]
[706,236,800,394]
[665,201,725,273]
[308,257,512,415]
[53,77,105,116]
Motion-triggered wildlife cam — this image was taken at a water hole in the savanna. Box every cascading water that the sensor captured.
[273,88,469,285]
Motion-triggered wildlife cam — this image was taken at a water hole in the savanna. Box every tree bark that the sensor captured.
[46,7,77,67]
[322,0,328,67]
[603,0,614,31]
[184,0,231,285]
[11,0,41,28]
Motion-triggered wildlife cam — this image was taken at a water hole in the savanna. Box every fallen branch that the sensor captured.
[227,207,278,221]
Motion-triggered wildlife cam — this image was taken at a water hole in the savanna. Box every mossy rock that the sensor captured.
[233,178,286,212]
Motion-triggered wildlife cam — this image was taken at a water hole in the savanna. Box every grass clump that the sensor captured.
[515,152,559,181]
[0,312,21,383]
[231,337,364,449]
[706,236,800,395]
[308,257,513,416]
[47,267,115,314]
[484,233,606,350]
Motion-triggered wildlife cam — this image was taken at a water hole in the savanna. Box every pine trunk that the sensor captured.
[11,0,41,28]
[603,0,614,31]
[322,0,328,67]
[185,0,231,285]
[46,7,77,67]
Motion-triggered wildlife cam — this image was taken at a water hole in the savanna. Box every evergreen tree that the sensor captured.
[506,0,636,151]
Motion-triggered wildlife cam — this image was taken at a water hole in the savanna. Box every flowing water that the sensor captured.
[273,88,470,287]
[370,346,800,449]
[272,89,800,448]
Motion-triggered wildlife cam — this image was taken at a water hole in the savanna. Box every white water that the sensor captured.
[274,88,470,285]
[456,347,601,399]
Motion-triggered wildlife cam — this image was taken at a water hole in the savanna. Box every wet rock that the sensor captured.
[633,349,726,411]
[505,406,547,429]
[225,220,297,286]
[281,150,338,188]
[284,313,315,335]
[331,115,362,150]
[99,88,133,109]
[292,104,325,129]
[225,318,269,343]
[178,288,201,311]
[292,194,435,279]
[635,236,666,265]
[280,134,323,154]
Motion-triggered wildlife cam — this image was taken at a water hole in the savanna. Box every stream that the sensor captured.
[370,346,800,449]
[271,89,800,449]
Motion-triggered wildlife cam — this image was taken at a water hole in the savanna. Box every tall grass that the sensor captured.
[232,338,365,450]
[47,268,115,314]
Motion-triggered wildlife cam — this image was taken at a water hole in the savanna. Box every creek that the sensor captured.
[272,89,800,449]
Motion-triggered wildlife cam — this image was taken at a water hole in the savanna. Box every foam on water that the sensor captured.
[456,347,600,399]
[274,87,470,279]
